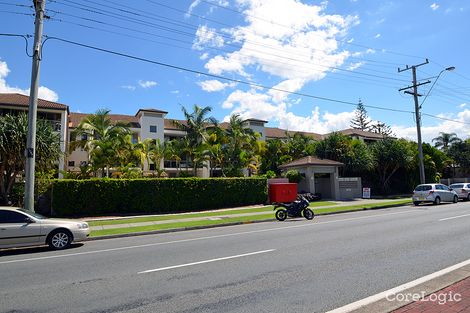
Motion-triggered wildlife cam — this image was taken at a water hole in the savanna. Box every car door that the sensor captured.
[0,210,41,248]
[434,185,445,201]
[440,185,452,202]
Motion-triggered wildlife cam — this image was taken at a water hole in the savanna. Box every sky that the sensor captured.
[1,0,470,143]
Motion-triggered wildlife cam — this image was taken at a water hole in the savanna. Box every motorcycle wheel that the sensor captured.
[303,208,314,220]
[275,209,288,221]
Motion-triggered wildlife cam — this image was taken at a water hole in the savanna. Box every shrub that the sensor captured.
[283,170,303,183]
[49,177,267,217]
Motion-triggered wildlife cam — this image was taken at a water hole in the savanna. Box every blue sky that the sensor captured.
[1,0,469,142]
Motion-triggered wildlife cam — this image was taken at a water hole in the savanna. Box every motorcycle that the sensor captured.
[273,195,314,221]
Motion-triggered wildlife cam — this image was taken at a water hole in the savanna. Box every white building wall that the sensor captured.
[138,111,165,171]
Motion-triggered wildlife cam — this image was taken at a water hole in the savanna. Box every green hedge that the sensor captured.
[50,177,267,217]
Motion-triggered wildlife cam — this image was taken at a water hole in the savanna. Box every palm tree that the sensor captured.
[432,132,461,152]
[172,105,217,176]
[223,114,257,177]
[70,109,130,177]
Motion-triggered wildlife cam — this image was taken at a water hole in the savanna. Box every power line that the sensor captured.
[56,0,410,72]
[0,33,33,57]
[47,14,403,89]
[46,3,409,83]
[42,35,414,115]
[197,0,427,61]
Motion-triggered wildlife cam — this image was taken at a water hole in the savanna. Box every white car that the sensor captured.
[412,183,459,206]
[449,183,470,201]
[0,207,90,250]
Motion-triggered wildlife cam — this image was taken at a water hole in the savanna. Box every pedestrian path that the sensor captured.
[392,276,470,313]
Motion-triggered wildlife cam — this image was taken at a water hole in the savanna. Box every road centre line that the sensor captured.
[0,209,419,265]
[325,257,470,313]
[439,213,470,221]
[138,249,275,274]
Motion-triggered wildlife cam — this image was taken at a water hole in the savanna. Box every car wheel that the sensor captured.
[453,195,459,203]
[434,197,441,205]
[48,229,72,250]
[413,201,421,206]
[275,209,287,221]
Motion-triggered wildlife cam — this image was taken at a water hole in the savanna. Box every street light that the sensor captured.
[415,65,455,184]
[420,66,455,108]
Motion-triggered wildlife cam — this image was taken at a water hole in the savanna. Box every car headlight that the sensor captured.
[77,223,89,229]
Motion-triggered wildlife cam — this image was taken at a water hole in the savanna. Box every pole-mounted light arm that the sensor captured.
[420,66,455,108]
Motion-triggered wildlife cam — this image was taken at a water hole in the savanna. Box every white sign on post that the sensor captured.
[362,187,371,199]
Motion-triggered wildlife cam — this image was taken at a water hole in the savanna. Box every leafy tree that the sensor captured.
[222,114,257,177]
[285,132,317,160]
[173,105,217,175]
[370,121,394,137]
[315,132,353,162]
[260,139,288,175]
[350,99,371,131]
[448,140,470,175]
[369,139,414,194]
[0,113,62,205]
[70,109,130,177]
[432,132,461,152]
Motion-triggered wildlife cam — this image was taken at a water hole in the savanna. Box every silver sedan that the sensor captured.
[0,207,89,250]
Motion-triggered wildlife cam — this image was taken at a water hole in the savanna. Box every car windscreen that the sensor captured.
[450,184,464,189]
[415,185,432,191]
[17,209,47,219]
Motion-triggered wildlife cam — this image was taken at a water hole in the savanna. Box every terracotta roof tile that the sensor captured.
[265,127,323,140]
[279,156,344,168]
[69,113,140,128]
[331,128,386,140]
[0,93,68,111]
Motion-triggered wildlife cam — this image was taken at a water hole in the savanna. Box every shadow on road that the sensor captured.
[0,243,84,257]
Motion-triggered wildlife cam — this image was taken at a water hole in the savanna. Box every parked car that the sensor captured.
[449,183,470,201]
[0,207,89,250]
[412,184,459,206]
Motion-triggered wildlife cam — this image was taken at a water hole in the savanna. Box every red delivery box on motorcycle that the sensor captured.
[269,183,297,203]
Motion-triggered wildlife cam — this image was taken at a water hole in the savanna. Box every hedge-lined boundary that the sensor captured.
[50,178,268,217]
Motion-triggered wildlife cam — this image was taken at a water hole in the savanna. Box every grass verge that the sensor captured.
[87,200,336,226]
[89,199,410,237]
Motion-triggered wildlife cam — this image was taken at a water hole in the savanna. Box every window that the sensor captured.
[81,134,88,141]
[149,163,155,171]
[0,210,29,223]
[441,185,449,191]
[150,125,157,133]
[80,161,88,167]
[68,161,75,167]
[435,185,444,190]
[415,185,432,191]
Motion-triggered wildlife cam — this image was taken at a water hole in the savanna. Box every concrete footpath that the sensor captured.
[86,198,409,231]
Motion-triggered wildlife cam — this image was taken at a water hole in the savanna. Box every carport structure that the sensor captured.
[279,156,345,200]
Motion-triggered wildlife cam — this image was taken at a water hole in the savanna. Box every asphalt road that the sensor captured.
[1,202,470,313]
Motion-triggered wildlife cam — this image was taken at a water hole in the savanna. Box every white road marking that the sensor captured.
[439,213,470,221]
[138,249,275,274]
[0,209,419,265]
[325,258,470,313]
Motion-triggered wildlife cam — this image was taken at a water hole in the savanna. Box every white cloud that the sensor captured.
[393,109,470,142]
[193,25,225,50]
[121,85,136,91]
[459,103,467,108]
[198,0,359,130]
[198,79,237,92]
[347,61,364,71]
[0,59,58,101]
[200,52,209,60]
[185,0,201,18]
[171,90,180,94]
[374,33,381,38]
[138,80,157,88]
[430,3,439,11]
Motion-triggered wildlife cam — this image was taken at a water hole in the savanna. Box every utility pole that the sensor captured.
[24,0,46,212]
[398,59,430,185]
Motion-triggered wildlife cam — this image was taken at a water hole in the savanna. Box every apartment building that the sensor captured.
[0,93,69,175]
[0,92,386,178]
